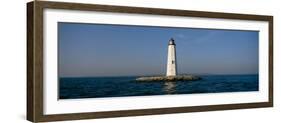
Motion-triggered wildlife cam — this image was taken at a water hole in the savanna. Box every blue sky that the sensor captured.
[58,22,259,77]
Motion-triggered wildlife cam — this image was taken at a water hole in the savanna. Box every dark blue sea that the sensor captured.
[59,74,258,99]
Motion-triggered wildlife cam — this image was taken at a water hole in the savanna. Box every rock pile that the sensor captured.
[136,75,201,82]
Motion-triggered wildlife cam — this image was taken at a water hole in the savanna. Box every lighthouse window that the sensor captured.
[172,61,174,64]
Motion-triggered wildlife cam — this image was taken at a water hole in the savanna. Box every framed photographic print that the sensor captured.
[27,0,273,122]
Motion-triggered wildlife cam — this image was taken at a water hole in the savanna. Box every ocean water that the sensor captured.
[59,74,258,99]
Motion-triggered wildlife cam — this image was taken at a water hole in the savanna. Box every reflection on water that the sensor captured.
[163,82,177,94]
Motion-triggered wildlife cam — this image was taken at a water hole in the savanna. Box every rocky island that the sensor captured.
[136,75,201,82]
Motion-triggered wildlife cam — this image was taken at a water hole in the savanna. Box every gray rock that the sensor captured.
[136,75,201,82]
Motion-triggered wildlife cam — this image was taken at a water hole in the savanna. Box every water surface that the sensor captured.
[59,74,258,99]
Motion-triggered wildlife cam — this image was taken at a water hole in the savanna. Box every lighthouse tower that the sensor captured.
[166,38,177,76]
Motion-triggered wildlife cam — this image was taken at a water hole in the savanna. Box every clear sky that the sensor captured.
[58,22,259,77]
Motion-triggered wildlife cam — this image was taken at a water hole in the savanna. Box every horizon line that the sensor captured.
[59,73,259,78]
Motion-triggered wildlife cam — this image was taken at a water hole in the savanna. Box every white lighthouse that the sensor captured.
[166,38,177,76]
